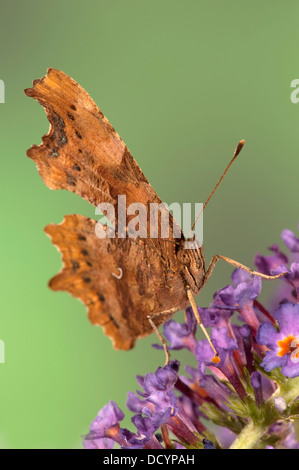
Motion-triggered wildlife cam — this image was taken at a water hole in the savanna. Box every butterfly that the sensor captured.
[25,69,282,357]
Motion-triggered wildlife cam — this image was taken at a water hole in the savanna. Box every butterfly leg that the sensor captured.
[185,287,219,358]
[147,308,177,365]
[184,256,287,361]
[203,254,287,288]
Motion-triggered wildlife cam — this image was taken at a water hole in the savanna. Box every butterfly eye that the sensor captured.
[177,250,191,265]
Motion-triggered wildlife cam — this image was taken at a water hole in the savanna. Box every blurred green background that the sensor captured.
[1,0,299,448]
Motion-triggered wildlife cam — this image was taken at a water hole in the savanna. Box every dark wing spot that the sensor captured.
[86,261,93,267]
[71,260,80,270]
[73,163,81,171]
[109,313,119,329]
[81,249,89,256]
[78,234,86,241]
[82,276,91,283]
[67,113,75,120]
[78,149,82,154]
[66,174,76,186]
[51,111,68,147]
[70,104,76,111]
[49,147,59,157]
[75,130,82,139]
[97,293,105,302]
[58,133,68,146]
[57,114,65,129]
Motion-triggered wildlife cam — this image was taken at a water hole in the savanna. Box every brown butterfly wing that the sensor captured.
[25,69,188,349]
[44,214,187,349]
[25,68,161,212]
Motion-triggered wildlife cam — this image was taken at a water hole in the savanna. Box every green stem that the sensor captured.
[273,377,299,404]
[229,420,267,449]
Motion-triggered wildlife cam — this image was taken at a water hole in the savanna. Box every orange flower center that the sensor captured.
[211,355,221,364]
[277,335,299,357]
[107,424,120,438]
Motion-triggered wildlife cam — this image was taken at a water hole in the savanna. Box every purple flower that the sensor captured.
[129,415,159,445]
[213,269,262,334]
[238,324,255,373]
[191,305,234,329]
[198,372,232,404]
[271,262,299,300]
[117,428,148,449]
[196,328,247,400]
[83,401,127,448]
[274,397,287,414]
[83,436,115,449]
[203,439,215,449]
[250,371,263,406]
[282,228,299,253]
[126,361,180,443]
[158,310,197,352]
[215,269,262,308]
[183,365,231,404]
[281,426,299,449]
[255,244,288,275]
[196,328,238,370]
[257,303,299,377]
[89,401,124,432]
[145,390,178,421]
[136,360,179,397]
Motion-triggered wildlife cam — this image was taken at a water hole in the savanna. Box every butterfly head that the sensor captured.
[176,241,205,293]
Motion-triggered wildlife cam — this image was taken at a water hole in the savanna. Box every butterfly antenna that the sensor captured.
[189,140,245,236]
